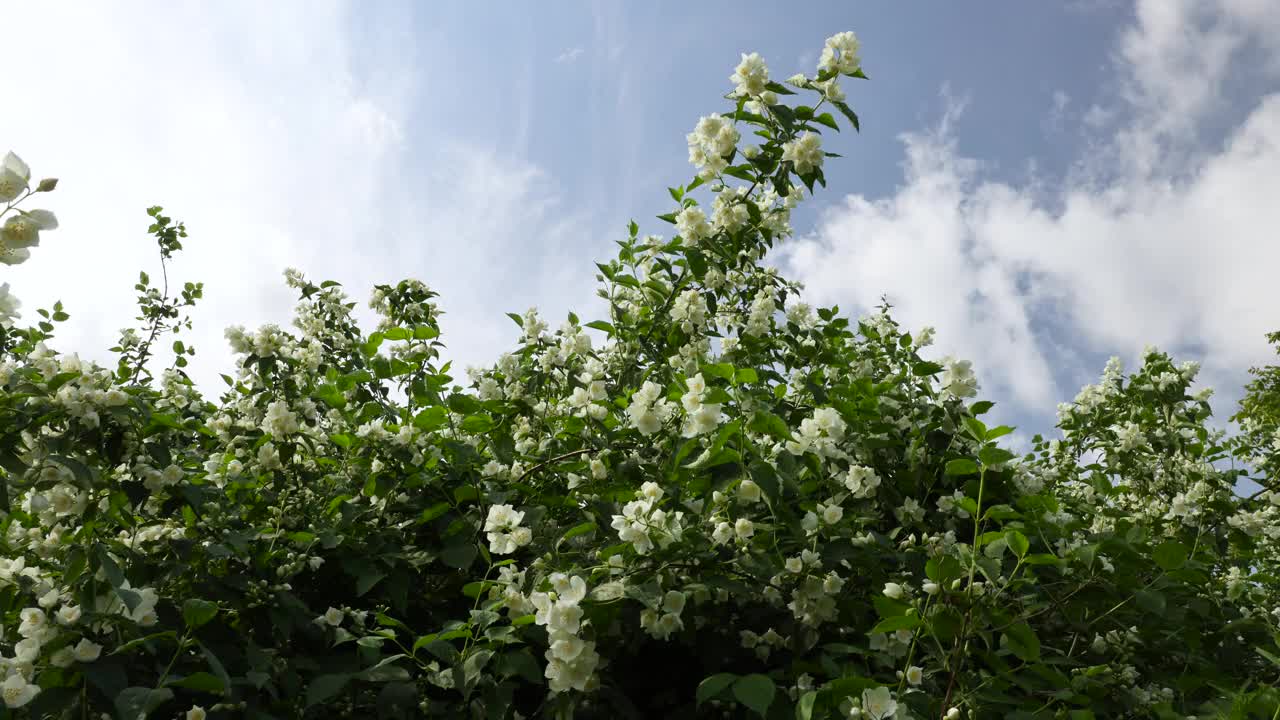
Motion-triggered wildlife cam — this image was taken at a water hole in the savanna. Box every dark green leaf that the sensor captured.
[181,599,218,629]
[732,674,776,717]
[696,673,737,706]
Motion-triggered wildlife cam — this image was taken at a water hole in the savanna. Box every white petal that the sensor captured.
[0,247,31,265]
[0,168,26,203]
[2,151,30,181]
[25,209,56,230]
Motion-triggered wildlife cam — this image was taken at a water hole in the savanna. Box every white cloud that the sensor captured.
[782,0,1280,431]
[0,2,591,396]
[556,47,585,64]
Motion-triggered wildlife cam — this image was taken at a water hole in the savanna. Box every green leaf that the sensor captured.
[306,673,352,708]
[870,613,922,634]
[1023,553,1061,566]
[697,673,737,706]
[970,400,995,415]
[945,459,978,476]
[115,687,174,720]
[558,521,597,547]
[732,674,776,717]
[441,542,478,570]
[832,100,860,131]
[796,690,817,720]
[357,568,387,596]
[748,411,792,441]
[1153,540,1189,571]
[813,112,839,131]
[1135,589,1167,615]
[414,407,449,431]
[1005,530,1029,558]
[873,595,911,619]
[735,367,759,384]
[701,362,736,381]
[461,414,495,433]
[181,599,218,629]
[986,425,1015,440]
[979,446,1016,467]
[1004,621,1041,662]
[962,417,988,442]
[418,502,451,524]
[165,671,224,693]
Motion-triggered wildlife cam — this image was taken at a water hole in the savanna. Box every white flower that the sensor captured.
[922,582,940,595]
[73,638,102,663]
[905,665,923,685]
[550,574,588,605]
[320,607,343,627]
[485,504,525,532]
[819,31,861,75]
[676,207,713,244]
[0,152,30,202]
[640,482,664,503]
[17,608,46,637]
[0,672,38,709]
[801,511,820,534]
[57,604,82,625]
[262,400,300,437]
[712,521,734,545]
[737,479,762,503]
[14,637,40,663]
[187,706,208,720]
[845,465,881,498]
[883,582,904,600]
[683,402,723,437]
[1,211,56,255]
[941,357,979,399]
[860,686,897,720]
[782,132,824,175]
[734,518,755,541]
[0,283,20,328]
[731,52,770,97]
[819,502,843,525]
[51,647,75,668]
[820,78,845,102]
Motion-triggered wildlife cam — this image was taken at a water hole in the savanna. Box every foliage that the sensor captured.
[0,31,1278,720]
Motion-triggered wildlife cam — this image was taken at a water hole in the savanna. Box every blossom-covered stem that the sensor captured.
[459,561,498,661]
[1,189,32,220]
[966,466,989,593]
[131,247,172,384]
[266,486,292,554]
[517,448,594,484]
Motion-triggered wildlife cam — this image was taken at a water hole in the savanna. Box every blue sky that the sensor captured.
[3,1,1279,450]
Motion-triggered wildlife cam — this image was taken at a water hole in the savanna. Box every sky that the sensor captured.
[2,0,1279,453]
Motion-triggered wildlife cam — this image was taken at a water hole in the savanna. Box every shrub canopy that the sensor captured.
[1,30,1279,720]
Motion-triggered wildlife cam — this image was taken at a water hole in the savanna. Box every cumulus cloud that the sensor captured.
[781,0,1280,434]
[0,1,592,396]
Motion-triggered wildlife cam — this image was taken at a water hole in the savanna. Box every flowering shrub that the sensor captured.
[1,31,1279,720]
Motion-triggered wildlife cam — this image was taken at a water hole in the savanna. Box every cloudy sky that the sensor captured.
[2,1,1278,449]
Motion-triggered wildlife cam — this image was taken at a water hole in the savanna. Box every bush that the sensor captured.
[0,31,1278,720]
